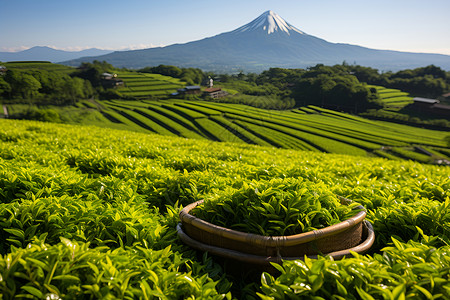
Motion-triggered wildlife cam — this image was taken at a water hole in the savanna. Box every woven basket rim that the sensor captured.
[176,220,375,265]
[179,196,366,247]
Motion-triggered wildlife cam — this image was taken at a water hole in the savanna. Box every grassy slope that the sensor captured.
[3,61,75,74]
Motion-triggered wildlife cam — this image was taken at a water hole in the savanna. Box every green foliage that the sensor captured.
[220,63,449,115]
[216,70,295,110]
[4,97,448,163]
[0,237,229,299]
[0,76,12,96]
[0,119,450,298]
[368,198,450,250]
[222,79,281,96]
[390,147,432,163]
[211,93,295,110]
[116,71,184,99]
[139,64,205,86]
[20,107,62,123]
[213,64,386,113]
[256,68,303,88]
[348,64,449,98]
[292,64,381,113]
[140,65,183,78]
[192,178,359,236]
[361,108,450,129]
[71,60,123,100]
[367,85,413,110]
[3,61,74,73]
[74,60,115,88]
[5,70,41,98]
[1,64,93,104]
[258,239,450,300]
[93,99,449,162]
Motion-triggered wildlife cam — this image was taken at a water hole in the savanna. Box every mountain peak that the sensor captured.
[232,10,305,35]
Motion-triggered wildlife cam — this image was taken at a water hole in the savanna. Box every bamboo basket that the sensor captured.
[178,196,374,264]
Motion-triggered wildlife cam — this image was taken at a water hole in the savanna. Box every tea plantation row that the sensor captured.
[116,72,185,98]
[100,99,449,163]
[367,85,413,111]
[0,119,449,299]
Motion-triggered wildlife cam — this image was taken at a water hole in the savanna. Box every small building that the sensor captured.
[411,97,440,109]
[177,85,201,95]
[203,87,228,99]
[101,73,124,88]
[0,66,7,75]
[412,97,440,105]
[409,97,450,117]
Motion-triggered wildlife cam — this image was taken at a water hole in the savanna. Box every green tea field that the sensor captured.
[368,85,413,111]
[116,72,185,99]
[0,119,449,299]
[98,99,449,163]
[5,98,450,164]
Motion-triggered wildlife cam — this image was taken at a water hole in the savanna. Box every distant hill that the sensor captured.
[62,10,450,72]
[0,46,112,63]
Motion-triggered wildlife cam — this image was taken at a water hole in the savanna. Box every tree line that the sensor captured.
[0,60,141,105]
[215,65,379,112]
[0,65,94,105]
[138,65,207,86]
[347,64,449,98]
[214,64,450,112]
[1,61,448,115]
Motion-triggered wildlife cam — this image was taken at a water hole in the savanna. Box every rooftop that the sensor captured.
[204,88,222,93]
[413,97,440,104]
[185,85,200,90]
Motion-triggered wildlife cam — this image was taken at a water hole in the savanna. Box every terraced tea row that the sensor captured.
[368,85,413,110]
[116,72,185,98]
[100,99,449,163]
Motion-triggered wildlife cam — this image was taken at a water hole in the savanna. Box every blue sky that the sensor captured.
[1,0,450,55]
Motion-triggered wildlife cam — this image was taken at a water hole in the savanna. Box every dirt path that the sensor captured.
[2,105,8,118]
[87,98,105,110]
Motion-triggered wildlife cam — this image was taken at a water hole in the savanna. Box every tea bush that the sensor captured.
[192,178,361,236]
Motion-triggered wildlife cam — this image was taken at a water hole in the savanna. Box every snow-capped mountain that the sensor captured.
[232,10,305,35]
[63,11,450,72]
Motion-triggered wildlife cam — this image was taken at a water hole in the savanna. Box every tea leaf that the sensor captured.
[20,286,44,298]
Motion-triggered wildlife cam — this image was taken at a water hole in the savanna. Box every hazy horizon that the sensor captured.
[2,0,450,56]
